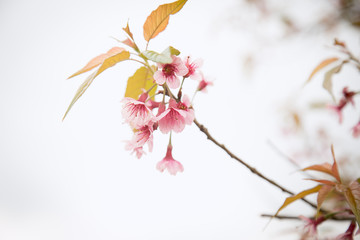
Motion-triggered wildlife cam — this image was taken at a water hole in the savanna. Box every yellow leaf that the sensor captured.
[63,50,130,120]
[124,66,157,100]
[274,185,322,217]
[306,57,339,84]
[143,0,187,42]
[68,47,125,79]
[341,180,360,227]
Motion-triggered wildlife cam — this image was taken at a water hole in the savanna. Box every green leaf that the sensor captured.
[274,185,322,217]
[63,50,130,120]
[142,46,180,64]
[124,66,157,100]
[143,0,188,42]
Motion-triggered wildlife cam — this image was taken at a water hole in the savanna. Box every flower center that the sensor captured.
[162,64,177,77]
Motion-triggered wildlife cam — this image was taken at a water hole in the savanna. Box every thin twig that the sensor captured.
[261,214,354,221]
[194,118,321,211]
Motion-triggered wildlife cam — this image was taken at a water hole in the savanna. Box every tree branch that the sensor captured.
[194,118,321,211]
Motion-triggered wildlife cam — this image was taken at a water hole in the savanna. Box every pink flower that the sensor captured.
[156,96,194,134]
[336,221,356,240]
[352,121,360,138]
[327,98,347,124]
[197,73,213,92]
[183,56,203,80]
[133,123,155,150]
[156,145,184,175]
[153,56,188,89]
[298,215,325,239]
[121,93,154,128]
[125,143,145,159]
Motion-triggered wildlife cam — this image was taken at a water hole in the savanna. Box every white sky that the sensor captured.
[0,0,359,239]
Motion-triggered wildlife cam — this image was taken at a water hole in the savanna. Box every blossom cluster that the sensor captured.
[121,55,212,175]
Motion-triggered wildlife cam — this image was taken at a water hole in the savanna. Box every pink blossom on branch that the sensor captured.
[327,98,347,124]
[156,96,194,134]
[156,145,184,175]
[121,93,154,129]
[197,73,213,92]
[183,56,203,80]
[153,56,188,89]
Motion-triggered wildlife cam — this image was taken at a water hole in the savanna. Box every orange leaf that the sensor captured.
[330,145,341,183]
[63,50,130,120]
[317,185,333,214]
[306,57,339,84]
[143,0,187,42]
[303,163,333,176]
[68,47,125,79]
[274,185,322,217]
[123,21,134,40]
[306,179,337,186]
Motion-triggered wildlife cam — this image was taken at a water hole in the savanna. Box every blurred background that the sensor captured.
[0,0,359,239]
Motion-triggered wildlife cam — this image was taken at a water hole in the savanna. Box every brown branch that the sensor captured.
[261,214,354,221]
[194,118,321,211]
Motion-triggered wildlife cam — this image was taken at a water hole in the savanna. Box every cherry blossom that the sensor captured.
[298,215,325,239]
[157,97,194,134]
[121,93,154,128]
[183,56,203,80]
[197,73,213,92]
[153,56,188,89]
[335,221,356,240]
[156,145,184,175]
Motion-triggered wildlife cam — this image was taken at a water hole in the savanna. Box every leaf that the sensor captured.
[317,185,333,214]
[303,163,334,176]
[307,179,337,186]
[306,57,339,84]
[342,180,360,227]
[68,47,125,79]
[323,64,343,102]
[274,185,322,217]
[143,0,187,42]
[123,21,134,40]
[142,46,180,64]
[330,145,341,183]
[63,50,130,120]
[124,66,157,100]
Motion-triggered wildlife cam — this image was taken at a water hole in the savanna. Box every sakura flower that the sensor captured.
[352,121,360,138]
[183,56,203,80]
[197,73,213,92]
[298,215,325,239]
[131,122,155,151]
[153,56,188,89]
[121,93,154,128]
[327,98,347,124]
[156,145,184,175]
[125,143,146,159]
[157,97,194,134]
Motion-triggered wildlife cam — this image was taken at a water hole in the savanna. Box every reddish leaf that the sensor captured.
[303,163,333,176]
[317,185,333,214]
[307,179,337,186]
[330,145,341,183]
